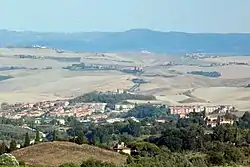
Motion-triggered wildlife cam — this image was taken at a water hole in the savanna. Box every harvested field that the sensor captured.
[1,48,250,110]
[12,141,127,167]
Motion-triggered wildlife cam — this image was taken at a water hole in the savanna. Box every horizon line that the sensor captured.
[1,28,250,34]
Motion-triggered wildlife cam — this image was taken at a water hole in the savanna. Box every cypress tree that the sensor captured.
[10,140,17,152]
[35,129,40,144]
[52,129,57,141]
[24,132,30,147]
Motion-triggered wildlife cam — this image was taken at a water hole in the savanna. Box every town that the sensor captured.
[0,89,238,128]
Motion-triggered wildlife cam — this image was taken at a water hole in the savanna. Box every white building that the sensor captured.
[84,103,107,113]
[114,142,131,155]
[34,118,42,124]
[115,104,135,112]
[116,89,124,94]
[16,144,21,149]
[64,101,70,107]
[130,117,140,122]
[155,119,166,123]
[56,119,66,125]
[107,118,125,123]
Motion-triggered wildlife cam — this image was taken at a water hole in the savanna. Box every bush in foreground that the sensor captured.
[0,153,19,167]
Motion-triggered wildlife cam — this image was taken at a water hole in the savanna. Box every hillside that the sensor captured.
[1,29,250,54]
[12,141,127,167]
[0,124,35,143]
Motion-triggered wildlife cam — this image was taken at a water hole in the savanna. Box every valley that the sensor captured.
[1,47,250,111]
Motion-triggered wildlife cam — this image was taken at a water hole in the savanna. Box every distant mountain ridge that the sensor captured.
[0,29,250,55]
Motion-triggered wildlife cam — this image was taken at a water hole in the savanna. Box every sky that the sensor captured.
[0,0,250,33]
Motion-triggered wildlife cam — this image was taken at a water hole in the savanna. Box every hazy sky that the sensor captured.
[0,0,249,33]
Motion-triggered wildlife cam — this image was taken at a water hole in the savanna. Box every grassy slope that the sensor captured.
[12,141,127,167]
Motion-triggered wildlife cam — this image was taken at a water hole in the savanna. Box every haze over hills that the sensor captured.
[1,29,250,55]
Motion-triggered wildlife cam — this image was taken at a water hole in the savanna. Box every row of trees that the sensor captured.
[58,111,250,167]
[187,71,222,77]
[0,129,41,155]
[0,124,36,142]
[65,119,142,145]
[121,104,170,119]
[69,92,156,107]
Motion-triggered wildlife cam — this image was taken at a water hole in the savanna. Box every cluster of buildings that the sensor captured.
[121,66,144,74]
[0,98,138,124]
[169,105,233,118]
[184,53,217,60]
[206,114,235,127]
[0,93,237,128]
[32,45,47,49]
[113,142,131,155]
[6,102,107,119]
[169,105,236,127]
[1,100,69,119]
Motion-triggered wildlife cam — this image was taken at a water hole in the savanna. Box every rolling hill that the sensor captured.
[1,29,250,54]
[12,141,127,167]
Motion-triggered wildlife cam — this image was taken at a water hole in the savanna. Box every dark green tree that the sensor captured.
[202,108,207,118]
[241,112,250,122]
[52,129,57,141]
[0,142,8,155]
[224,127,236,143]
[224,146,244,163]
[207,151,225,166]
[24,132,30,147]
[247,131,250,144]
[119,106,123,111]
[9,140,17,152]
[213,125,226,142]
[75,131,88,145]
[35,129,40,144]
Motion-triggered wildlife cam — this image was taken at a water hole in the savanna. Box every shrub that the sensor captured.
[59,163,78,167]
[240,147,250,157]
[189,156,208,167]
[207,151,225,166]
[224,147,244,164]
[18,160,26,166]
[81,159,116,167]
[0,153,19,167]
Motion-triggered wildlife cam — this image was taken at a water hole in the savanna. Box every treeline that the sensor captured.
[69,92,156,106]
[2,106,250,166]
[51,115,174,147]
[60,111,250,167]
[66,119,147,145]
[59,139,250,167]
[187,71,221,77]
[0,130,41,155]
[0,124,35,143]
[121,104,170,119]
[0,117,24,126]
[236,111,250,129]
[0,75,12,81]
